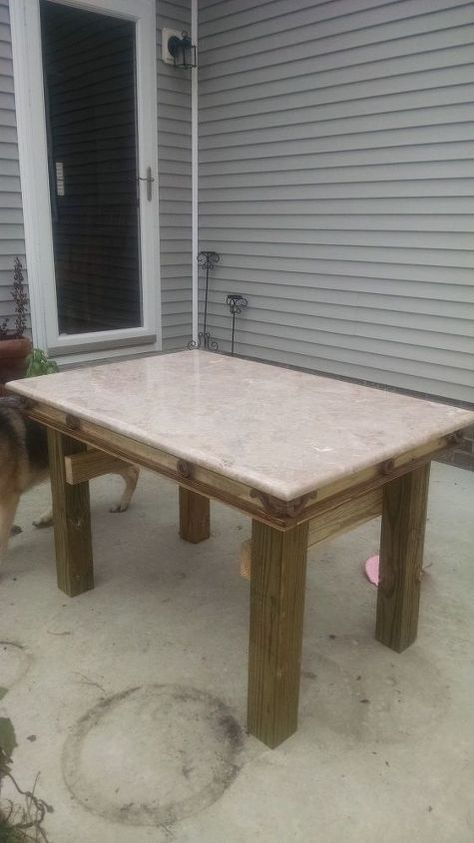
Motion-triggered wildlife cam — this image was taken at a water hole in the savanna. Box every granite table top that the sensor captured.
[8,351,474,501]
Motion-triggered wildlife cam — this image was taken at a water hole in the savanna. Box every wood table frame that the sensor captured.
[25,398,464,748]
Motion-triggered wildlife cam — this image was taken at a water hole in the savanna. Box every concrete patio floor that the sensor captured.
[0,461,473,842]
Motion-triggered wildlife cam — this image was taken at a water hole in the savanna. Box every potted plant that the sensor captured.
[0,257,32,393]
[25,347,59,377]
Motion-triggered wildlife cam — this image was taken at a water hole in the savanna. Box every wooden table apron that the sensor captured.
[27,400,458,749]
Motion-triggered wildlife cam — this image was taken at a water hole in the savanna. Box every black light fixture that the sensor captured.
[167,32,197,68]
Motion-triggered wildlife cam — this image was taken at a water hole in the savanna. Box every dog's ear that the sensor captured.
[0,395,32,411]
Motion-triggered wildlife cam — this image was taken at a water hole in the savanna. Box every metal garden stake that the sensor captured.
[226,293,248,355]
[188,250,220,350]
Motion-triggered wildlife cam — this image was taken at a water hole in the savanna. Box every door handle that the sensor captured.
[138,167,154,201]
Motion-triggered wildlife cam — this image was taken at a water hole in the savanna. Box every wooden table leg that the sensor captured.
[376,463,430,653]
[248,519,309,748]
[47,429,94,597]
[179,487,210,543]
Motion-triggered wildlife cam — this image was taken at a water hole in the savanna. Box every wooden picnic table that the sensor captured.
[8,351,474,747]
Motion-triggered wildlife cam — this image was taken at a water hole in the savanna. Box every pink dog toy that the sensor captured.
[364,554,380,586]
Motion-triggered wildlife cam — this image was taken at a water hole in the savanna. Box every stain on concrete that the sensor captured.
[62,684,244,827]
[300,641,450,745]
[217,713,242,751]
[302,671,317,680]
[0,688,7,701]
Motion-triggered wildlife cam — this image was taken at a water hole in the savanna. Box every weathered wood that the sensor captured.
[308,486,382,546]
[376,463,431,653]
[179,488,210,544]
[26,400,462,531]
[248,519,309,748]
[47,429,94,597]
[240,538,252,580]
[28,402,280,527]
[240,488,382,579]
[65,449,130,485]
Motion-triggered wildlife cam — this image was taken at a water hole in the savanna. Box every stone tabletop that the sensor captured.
[8,351,474,501]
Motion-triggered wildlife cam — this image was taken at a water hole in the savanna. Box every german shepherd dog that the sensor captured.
[0,398,138,564]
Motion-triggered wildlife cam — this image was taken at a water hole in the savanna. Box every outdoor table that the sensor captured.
[8,351,474,748]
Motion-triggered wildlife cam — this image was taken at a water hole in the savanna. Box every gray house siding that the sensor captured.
[0,0,192,351]
[157,0,192,351]
[0,0,26,325]
[199,0,474,404]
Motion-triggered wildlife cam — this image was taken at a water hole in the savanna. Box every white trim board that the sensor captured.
[10,0,162,356]
[191,0,198,344]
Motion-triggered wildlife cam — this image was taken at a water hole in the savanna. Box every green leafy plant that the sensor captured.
[0,259,28,341]
[25,350,59,378]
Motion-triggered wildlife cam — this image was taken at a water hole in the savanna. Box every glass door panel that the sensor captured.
[40,0,142,335]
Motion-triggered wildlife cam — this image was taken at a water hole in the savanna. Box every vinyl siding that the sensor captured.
[0,0,192,350]
[0,0,26,326]
[199,0,474,403]
[157,0,192,351]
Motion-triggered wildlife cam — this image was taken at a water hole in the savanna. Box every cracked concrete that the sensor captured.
[0,462,473,842]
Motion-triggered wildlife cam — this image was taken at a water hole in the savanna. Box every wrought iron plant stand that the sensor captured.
[187,251,220,350]
[187,251,248,354]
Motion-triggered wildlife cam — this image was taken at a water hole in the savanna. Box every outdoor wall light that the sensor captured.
[166,31,197,68]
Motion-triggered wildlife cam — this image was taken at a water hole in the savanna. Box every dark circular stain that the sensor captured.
[62,684,244,827]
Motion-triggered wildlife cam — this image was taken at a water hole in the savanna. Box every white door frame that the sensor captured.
[10,0,162,358]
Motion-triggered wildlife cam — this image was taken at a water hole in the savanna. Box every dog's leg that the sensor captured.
[33,508,53,529]
[34,463,139,524]
[110,466,139,513]
[0,493,21,563]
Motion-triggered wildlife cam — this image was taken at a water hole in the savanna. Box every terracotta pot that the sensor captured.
[0,337,33,393]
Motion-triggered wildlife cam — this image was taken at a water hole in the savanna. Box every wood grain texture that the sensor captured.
[47,429,94,597]
[248,519,309,747]
[65,449,130,485]
[241,488,382,580]
[179,488,210,543]
[308,487,382,546]
[240,538,252,580]
[27,403,281,527]
[25,401,461,531]
[376,463,431,653]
